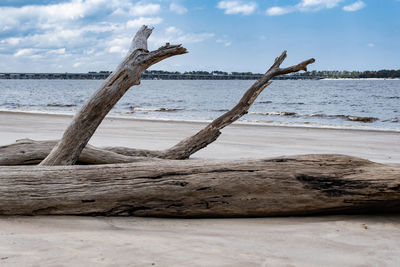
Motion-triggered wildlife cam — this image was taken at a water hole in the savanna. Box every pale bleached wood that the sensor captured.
[39,26,187,166]
[0,154,399,216]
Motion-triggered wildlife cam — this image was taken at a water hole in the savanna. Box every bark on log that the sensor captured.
[0,154,399,216]
[39,26,187,166]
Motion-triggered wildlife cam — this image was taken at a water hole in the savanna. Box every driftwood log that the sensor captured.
[0,25,399,216]
[1,154,399,216]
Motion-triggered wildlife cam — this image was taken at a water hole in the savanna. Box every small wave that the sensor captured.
[304,114,378,122]
[249,111,297,116]
[382,117,400,123]
[129,106,182,112]
[283,102,305,105]
[249,111,378,123]
[47,103,77,107]
[388,96,400,99]
[333,115,378,123]
[257,101,272,104]
[2,102,21,107]
[212,109,229,112]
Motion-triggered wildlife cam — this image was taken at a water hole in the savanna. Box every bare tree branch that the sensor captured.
[39,26,187,166]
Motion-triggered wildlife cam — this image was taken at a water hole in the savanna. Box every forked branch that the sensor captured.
[39,26,187,166]
[160,51,315,159]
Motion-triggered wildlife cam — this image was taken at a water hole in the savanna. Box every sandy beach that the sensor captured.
[1,111,399,266]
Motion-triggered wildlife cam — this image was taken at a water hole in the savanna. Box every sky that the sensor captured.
[0,0,399,73]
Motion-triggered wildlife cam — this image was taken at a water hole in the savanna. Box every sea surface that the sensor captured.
[0,79,399,131]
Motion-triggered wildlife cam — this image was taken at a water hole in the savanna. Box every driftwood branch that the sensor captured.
[1,154,399,216]
[39,26,187,166]
[0,139,156,165]
[0,51,315,165]
[161,51,315,159]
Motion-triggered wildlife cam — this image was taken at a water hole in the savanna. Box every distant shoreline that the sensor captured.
[322,78,400,81]
[2,72,400,80]
[0,72,314,80]
[2,76,400,81]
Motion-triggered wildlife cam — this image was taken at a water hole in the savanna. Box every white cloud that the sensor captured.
[266,6,295,16]
[216,39,232,47]
[13,47,65,57]
[165,26,183,35]
[174,33,215,44]
[0,1,211,71]
[298,0,343,10]
[129,3,160,16]
[108,46,127,54]
[126,17,163,29]
[266,0,344,16]
[6,29,84,48]
[47,48,66,54]
[0,22,125,55]
[109,2,160,16]
[217,1,257,15]
[0,0,161,32]
[343,1,366,11]
[150,26,214,46]
[169,3,188,14]
[1,37,22,45]
[14,48,36,57]
[367,43,375,47]
[0,0,106,30]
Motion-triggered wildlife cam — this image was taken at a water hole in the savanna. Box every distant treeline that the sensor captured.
[0,69,399,80]
[293,70,400,79]
[145,69,400,79]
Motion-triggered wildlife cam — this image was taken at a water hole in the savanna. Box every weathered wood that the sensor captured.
[0,139,156,165]
[40,26,187,166]
[1,154,399,216]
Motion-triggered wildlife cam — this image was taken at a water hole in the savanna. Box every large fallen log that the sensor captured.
[1,154,399,216]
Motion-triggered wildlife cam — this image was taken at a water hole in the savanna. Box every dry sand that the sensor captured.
[0,111,399,266]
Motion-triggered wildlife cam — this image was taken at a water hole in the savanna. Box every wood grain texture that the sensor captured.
[39,26,187,166]
[1,154,399,216]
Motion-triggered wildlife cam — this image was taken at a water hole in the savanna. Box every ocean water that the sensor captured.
[0,79,399,131]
